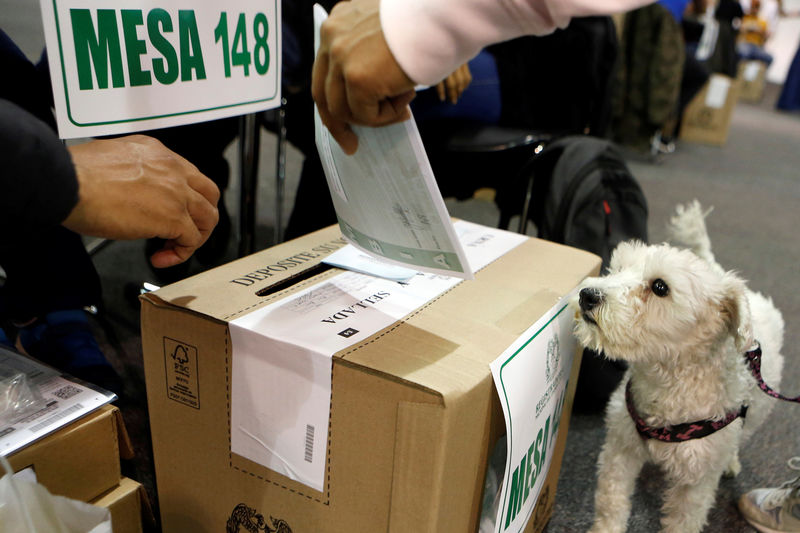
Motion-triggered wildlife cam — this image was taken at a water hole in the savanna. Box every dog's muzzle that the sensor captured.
[579,288,603,325]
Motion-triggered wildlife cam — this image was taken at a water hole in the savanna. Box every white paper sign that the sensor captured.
[705,75,731,109]
[489,288,578,533]
[229,221,527,492]
[39,0,281,138]
[744,61,762,81]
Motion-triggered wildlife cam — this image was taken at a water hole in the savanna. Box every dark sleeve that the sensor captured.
[0,98,79,241]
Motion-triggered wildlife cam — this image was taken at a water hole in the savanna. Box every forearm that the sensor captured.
[381,0,653,85]
[0,99,79,241]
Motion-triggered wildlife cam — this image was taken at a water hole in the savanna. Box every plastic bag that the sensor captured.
[0,372,47,426]
[0,454,112,533]
[478,436,507,533]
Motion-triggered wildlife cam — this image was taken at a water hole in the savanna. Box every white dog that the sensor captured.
[572,201,785,533]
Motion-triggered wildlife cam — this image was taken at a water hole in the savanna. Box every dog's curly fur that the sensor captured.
[572,200,785,533]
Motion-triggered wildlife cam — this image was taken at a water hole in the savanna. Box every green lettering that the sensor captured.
[504,457,526,529]
[147,9,178,84]
[524,441,534,501]
[540,416,550,475]
[231,13,251,75]
[70,9,124,90]
[214,12,231,77]
[178,10,206,81]
[551,385,567,438]
[533,428,544,486]
[121,10,151,86]
[253,12,269,74]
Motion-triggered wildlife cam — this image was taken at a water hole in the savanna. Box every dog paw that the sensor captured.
[588,521,625,533]
[724,456,742,478]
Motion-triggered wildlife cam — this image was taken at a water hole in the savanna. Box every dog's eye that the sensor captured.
[651,278,670,297]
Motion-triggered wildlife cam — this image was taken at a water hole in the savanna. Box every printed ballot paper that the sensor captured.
[312,5,473,279]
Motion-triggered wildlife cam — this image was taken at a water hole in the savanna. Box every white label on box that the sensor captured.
[229,221,526,491]
[489,287,578,533]
[744,61,761,81]
[705,75,731,109]
[39,0,281,138]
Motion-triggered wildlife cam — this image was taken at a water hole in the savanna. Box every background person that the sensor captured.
[737,0,775,65]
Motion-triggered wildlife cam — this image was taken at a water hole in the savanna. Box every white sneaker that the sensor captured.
[738,457,800,533]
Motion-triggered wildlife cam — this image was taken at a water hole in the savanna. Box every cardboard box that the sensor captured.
[7,404,133,502]
[92,477,154,533]
[737,60,768,102]
[680,74,740,146]
[140,225,601,532]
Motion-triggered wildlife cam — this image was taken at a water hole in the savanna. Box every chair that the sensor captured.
[419,16,619,235]
[431,122,553,233]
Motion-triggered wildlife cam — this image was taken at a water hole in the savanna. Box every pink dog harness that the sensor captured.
[627,344,800,442]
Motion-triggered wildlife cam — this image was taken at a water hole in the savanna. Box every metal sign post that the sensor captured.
[274,98,288,245]
[238,113,260,258]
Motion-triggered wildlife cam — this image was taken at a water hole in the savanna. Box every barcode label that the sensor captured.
[28,403,83,433]
[304,424,315,463]
[52,385,82,400]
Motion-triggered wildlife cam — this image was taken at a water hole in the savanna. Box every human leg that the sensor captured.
[777,43,800,111]
[0,227,122,395]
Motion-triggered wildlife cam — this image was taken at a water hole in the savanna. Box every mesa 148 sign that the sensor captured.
[39,0,281,138]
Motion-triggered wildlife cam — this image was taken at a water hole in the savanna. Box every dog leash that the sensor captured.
[744,343,800,403]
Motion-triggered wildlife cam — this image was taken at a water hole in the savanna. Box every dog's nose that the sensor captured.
[579,288,603,312]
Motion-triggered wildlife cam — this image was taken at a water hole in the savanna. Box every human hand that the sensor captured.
[312,0,417,154]
[63,135,220,268]
[436,64,472,104]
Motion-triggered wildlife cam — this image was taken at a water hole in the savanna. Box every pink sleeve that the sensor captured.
[381,0,653,85]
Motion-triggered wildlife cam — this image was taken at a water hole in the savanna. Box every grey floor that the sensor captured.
[3,4,800,532]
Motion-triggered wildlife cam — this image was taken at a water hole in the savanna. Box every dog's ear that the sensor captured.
[720,272,753,352]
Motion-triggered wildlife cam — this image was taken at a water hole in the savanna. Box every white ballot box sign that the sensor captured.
[39,0,281,138]
[490,288,578,532]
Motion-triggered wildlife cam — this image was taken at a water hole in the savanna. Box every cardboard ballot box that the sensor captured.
[737,60,768,102]
[140,224,601,532]
[91,477,154,533]
[680,74,740,146]
[7,404,133,502]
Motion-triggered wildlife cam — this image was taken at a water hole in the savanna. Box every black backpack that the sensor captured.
[497,135,649,411]
[521,135,648,269]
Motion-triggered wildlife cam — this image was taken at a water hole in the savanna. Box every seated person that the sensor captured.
[737,0,774,65]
